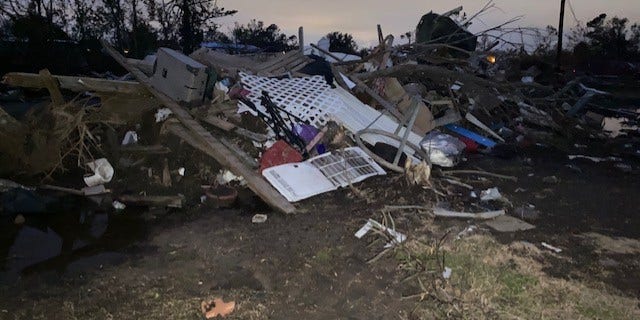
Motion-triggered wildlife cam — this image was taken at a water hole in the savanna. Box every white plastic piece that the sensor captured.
[121,131,138,145]
[155,108,173,123]
[262,147,386,202]
[178,167,185,176]
[84,158,114,187]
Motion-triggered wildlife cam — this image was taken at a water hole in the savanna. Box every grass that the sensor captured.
[398,235,640,320]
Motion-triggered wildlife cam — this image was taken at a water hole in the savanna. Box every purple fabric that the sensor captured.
[294,124,319,144]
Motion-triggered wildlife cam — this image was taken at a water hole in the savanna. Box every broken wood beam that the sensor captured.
[101,40,295,214]
[310,43,344,62]
[38,69,65,105]
[202,116,269,142]
[2,72,146,94]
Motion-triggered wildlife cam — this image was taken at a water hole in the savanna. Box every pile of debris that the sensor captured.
[1,6,638,221]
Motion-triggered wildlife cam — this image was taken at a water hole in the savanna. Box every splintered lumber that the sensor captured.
[38,69,65,105]
[202,116,268,142]
[101,41,295,214]
[2,72,145,94]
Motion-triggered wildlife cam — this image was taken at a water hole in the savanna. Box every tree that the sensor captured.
[326,31,358,55]
[232,19,297,52]
[569,13,640,59]
[145,0,235,53]
[532,25,558,55]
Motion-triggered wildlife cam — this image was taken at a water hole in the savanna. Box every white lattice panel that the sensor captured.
[237,73,425,157]
[238,72,343,126]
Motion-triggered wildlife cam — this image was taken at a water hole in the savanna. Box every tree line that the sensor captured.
[0,0,304,56]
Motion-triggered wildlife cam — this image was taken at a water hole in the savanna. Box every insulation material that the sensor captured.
[262,147,386,202]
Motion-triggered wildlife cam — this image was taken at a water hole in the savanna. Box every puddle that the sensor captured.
[0,192,148,284]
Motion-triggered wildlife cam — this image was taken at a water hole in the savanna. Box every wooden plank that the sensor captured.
[203,116,236,131]
[310,43,344,62]
[255,51,298,72]
[201,116,269,142]
[101,41,295,214]
[2,72,145,94]
[262,53,304,73]
[38,69,64,105]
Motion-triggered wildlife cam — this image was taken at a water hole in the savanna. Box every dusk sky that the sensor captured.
[218,0,640,48]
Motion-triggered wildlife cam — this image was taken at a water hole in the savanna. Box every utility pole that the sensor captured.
[556,0,566,71]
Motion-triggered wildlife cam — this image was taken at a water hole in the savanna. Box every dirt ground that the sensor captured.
[1,135,639,319]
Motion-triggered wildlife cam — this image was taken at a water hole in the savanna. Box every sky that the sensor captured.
[217,0,640,48]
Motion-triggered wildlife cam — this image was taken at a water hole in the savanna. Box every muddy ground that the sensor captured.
[0,134,639,319]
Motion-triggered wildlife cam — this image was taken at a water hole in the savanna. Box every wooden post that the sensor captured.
[377,24,384,45]
[38,69,64,105]
[298,26,304,53]
[556,0,566,71]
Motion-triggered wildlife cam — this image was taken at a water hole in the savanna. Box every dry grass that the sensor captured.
[400,235,640,319]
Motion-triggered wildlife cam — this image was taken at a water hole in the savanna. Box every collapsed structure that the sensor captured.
[1,7,638,218]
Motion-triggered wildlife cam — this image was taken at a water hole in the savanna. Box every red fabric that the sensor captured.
[259,140,303,172]
[458,136,479,153]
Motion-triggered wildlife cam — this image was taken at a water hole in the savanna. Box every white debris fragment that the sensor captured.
[216,170,245,185]
[155,108,173,123]
[456,225,478,240]
[121,131,139,145]
[442,267,452,279]
[541,242,562,253]
[200,195,207,204]
[251,214,268,223]
[112,200,126,210]
[355,219,407,248]
[521,76,534,83]
[480,187,502,201]
[178,167,185,176]
[84,158,114,187]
